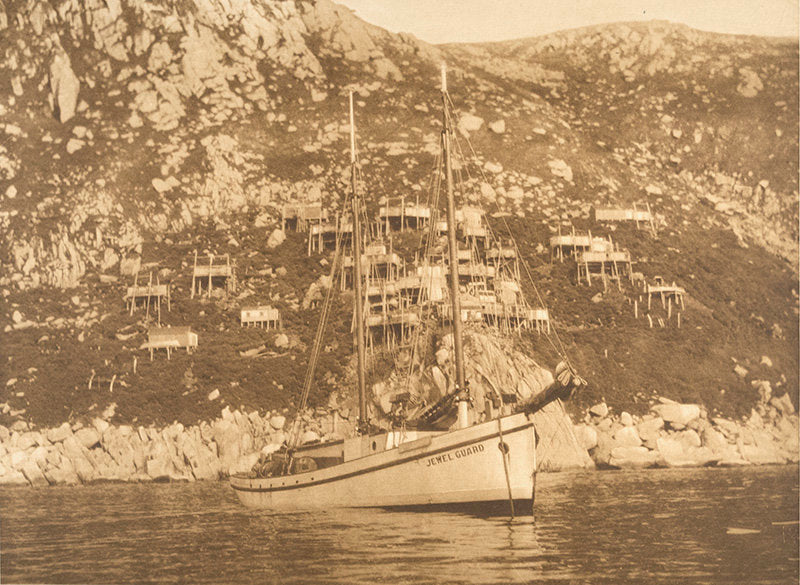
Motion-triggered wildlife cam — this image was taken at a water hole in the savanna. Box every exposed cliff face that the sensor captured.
[0,3,796,430]
[0,0,437,290]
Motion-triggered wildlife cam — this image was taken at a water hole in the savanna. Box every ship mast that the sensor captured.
[350,91,369,434]
[441,65,469,427]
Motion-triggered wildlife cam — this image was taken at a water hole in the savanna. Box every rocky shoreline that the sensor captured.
[575,388,799,469]
[0,387,797,488]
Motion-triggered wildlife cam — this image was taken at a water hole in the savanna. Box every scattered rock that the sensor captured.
[66,138,84,154]
[457,113,484,136]
[267,228,286,248]
[548,159,573,182]
[49,52,80,123]
[589,402,609,418]
[488,119,505,134]
[736,68,763,98]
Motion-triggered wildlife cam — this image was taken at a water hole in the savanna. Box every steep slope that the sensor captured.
[0,2,796,429]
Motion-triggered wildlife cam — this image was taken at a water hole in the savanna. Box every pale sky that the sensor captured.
[337,0,799,43]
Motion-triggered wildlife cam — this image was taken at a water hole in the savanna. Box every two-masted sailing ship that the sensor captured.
[230,66,583,515]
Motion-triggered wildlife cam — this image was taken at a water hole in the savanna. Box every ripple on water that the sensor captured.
[0,466,797,584]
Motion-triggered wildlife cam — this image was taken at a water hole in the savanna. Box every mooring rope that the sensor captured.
[496,416,515,519]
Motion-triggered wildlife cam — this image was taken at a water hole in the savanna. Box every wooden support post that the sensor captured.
[133,356,138,374]
[677,312,681,328]
[667,297,672,320]
[647,286,652,310]
[634,299,638,319]
[207,254,213,298]
[145,272,152,322]
[647,314,653,328]
[191,250,197,299]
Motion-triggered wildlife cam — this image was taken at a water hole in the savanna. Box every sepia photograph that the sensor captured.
[0,0,797,583]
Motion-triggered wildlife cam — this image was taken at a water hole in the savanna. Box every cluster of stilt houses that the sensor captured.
[283,198,550,353]
[549,210,686,328]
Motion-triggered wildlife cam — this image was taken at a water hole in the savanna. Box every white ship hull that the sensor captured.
[230,412,536,513]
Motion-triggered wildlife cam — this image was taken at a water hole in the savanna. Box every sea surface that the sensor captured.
[1,466,797,584]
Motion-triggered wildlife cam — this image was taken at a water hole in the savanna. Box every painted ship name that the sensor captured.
[424,443,485,467]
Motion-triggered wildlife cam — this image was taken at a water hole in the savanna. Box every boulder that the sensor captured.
[770,393,795,416]
[458,114,484,135]
[182,438,220,481]
[49,52,80,123]
[613,426,642,448]
[488,119,505,134]
[619,412,634,427]
[44,466,80,485]
[651,403,700,428]
[548,159,573,182]
[0,469,29,486]
[75,428,100,449]
[102,432,136,476]
[269,415,286,430]
[267,228,286,248]
[533,401,594,471]
[20,459,48,487]
[656,436,717,468]
[274,333,289,349]
[752,380,772,403]
[736,68,763,98]
[301,430,320,445]
[609,446,658,469]
[230,452,260,476]
[145,455,174,481]
[573,423,598,451]
[589,402,609,418]
[739,441,784,465]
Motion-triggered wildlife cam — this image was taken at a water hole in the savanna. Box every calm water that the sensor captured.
[1,466,797,584]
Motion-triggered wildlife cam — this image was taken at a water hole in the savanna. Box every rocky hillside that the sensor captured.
[0,2,797,431]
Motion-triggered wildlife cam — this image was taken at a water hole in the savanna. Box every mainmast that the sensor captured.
[349,91,369,433]
[441,65,469,427]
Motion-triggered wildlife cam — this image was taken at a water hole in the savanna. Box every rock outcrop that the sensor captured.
[585,393,798,469]
[49,51,80,123]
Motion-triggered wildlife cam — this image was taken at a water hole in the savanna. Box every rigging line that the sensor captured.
[446,107,572,363]
[289,182,353,450]
[404,136,445,383]
[444,99,569,360]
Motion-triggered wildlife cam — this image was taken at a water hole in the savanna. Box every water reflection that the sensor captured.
[0,466,797,584]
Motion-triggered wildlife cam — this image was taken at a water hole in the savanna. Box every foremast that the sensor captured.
[441,65,470,428]
[349,91,369,434]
